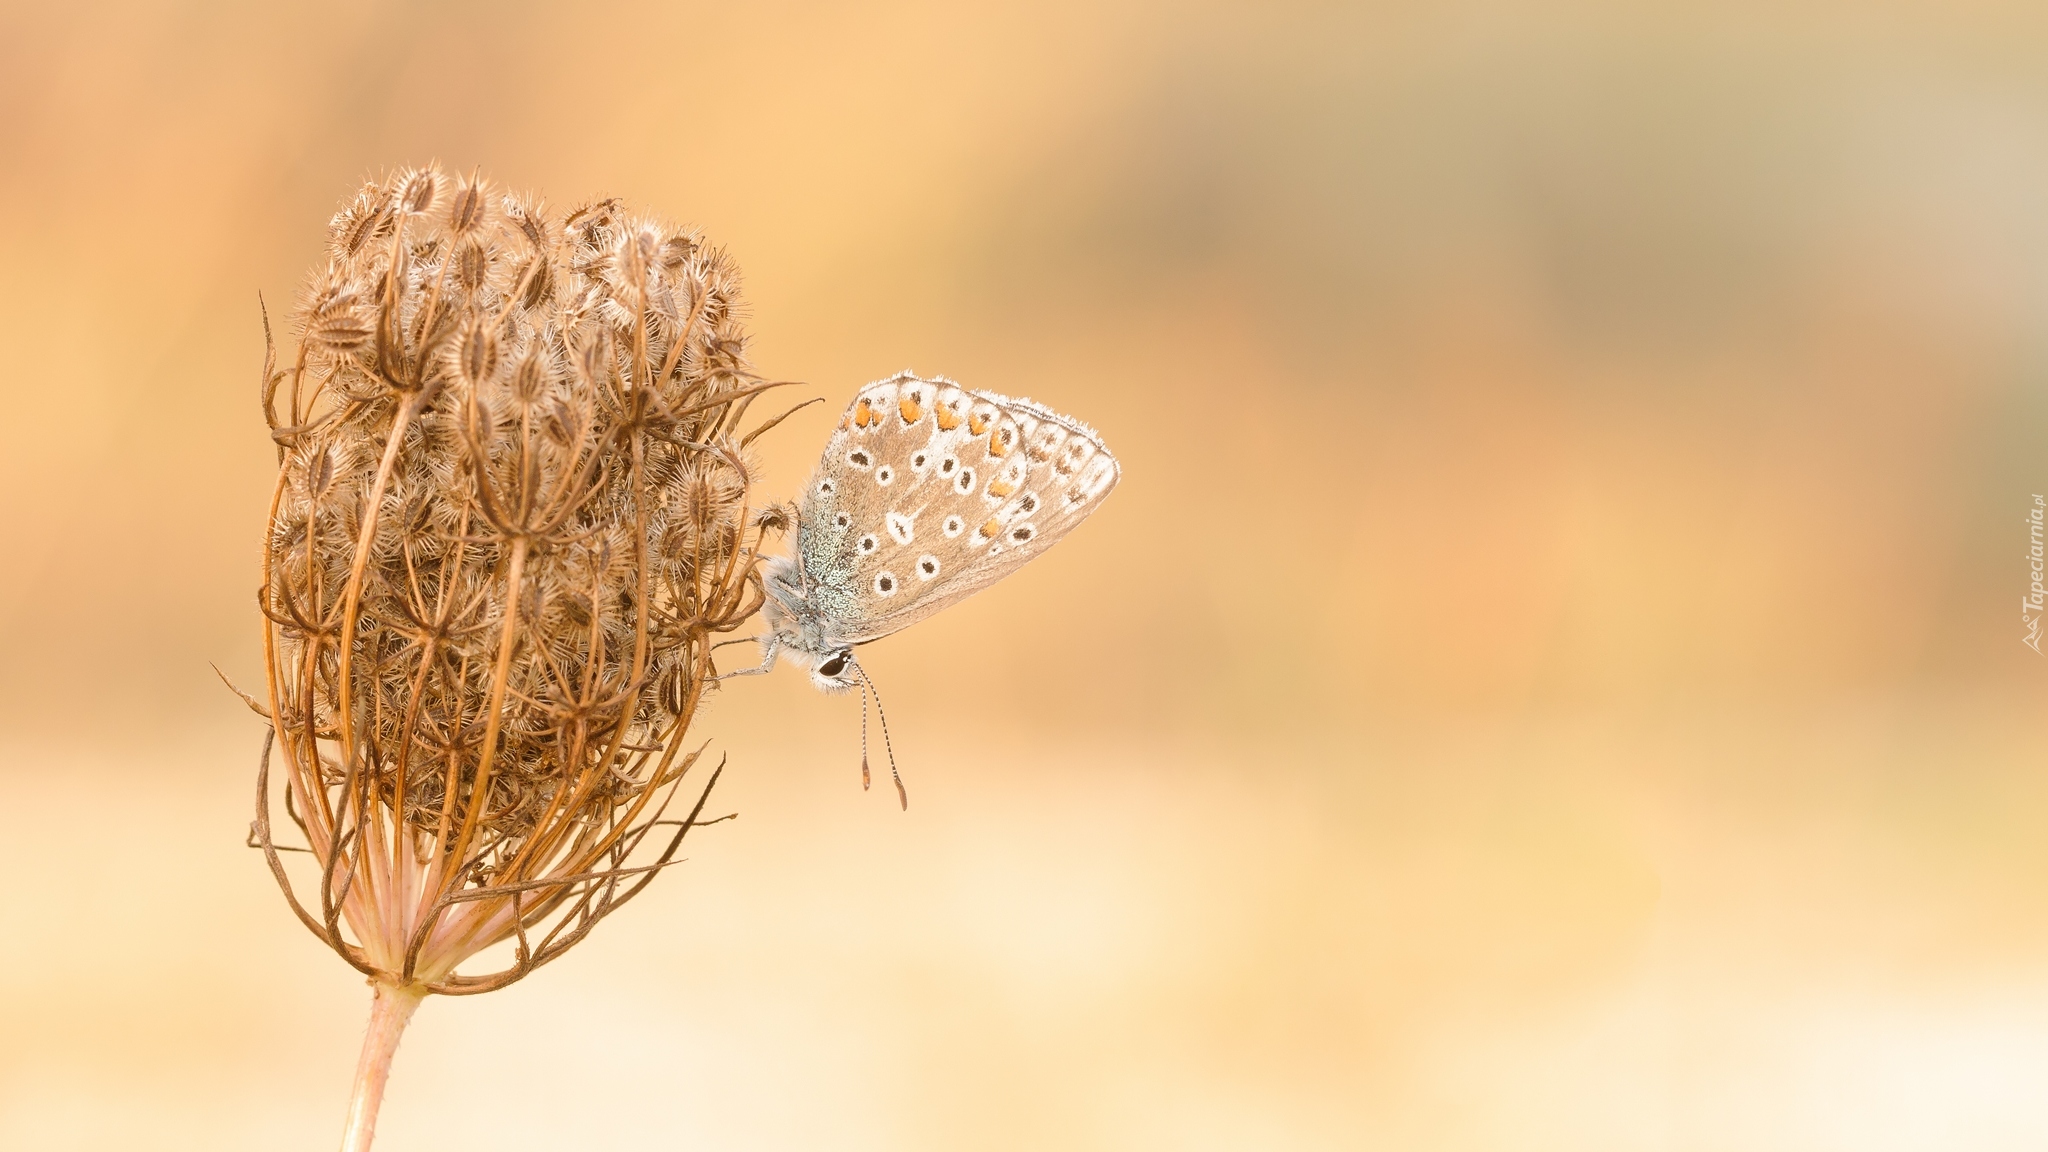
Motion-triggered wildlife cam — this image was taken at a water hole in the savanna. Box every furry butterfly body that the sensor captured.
[755,371,1120,690]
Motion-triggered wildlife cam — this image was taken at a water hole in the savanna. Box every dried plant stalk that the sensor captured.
[253,165,785,1149]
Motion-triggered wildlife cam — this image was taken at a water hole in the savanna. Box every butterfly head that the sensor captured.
[810,647,858,693]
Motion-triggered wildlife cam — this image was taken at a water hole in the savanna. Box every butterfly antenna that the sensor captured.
[857,676,872,793]
[852,660,905,810]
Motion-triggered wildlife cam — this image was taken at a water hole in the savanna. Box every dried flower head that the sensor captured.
[253,167,791,1082]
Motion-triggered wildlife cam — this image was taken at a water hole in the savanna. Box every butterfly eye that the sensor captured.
[938,456,956,476]
[857,534,878,554]
[911,452,929,472]
[1010,525,1035,543]
[833,512,850,528]
[817,653,848,678]
[847,449,872,470]
[873,571,898,597]
[817,479,835,495]
[953,467,975,495]
[916,555,940,580]
[1016,495,1037,514]
[941,515,965,538]
[875,466,894,486]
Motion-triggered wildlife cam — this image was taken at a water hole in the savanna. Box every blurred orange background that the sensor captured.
[5,1,2048,1148]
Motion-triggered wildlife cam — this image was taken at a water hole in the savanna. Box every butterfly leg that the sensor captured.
[711,635,779,681]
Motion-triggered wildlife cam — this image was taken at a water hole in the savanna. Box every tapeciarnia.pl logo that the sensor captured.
[2027,495,2045,653]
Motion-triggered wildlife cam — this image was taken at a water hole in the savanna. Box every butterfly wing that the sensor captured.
[793,372,1120,647]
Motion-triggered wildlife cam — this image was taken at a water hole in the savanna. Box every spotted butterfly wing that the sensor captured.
[795,372,1119,646]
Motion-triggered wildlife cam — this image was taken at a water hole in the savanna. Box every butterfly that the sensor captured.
[736,371,1121,804]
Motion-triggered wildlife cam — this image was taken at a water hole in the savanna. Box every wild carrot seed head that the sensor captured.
[255,164,786,993]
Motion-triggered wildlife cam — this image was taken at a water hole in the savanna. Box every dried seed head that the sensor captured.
[329,188,391,256]
[505,195,550,250]
[572,335,604,385]
[447,173,490,235]
[517,256,553,309]
[659,662,689,715]
[397,166,441,216]
[458,320,498,386]
[302,281,375,354]
[679,458,746,533]
[309,446,336,498]
[660,232,697,271]
[564,197,619,239]
[453,240,490,292]
[511,350,548,406]
[261,169,775,994]
[542,397,578,446]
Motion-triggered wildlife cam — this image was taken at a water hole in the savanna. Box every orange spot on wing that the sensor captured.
[968,412,990,436]
[976,517,1002,540]
[988,478,1016,498]
[935,404,961,431]
[854,398,874,428]
[899,396,923,424]
[987,431,1012,458]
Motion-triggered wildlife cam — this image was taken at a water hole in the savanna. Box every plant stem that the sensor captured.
[340,981,425,1152]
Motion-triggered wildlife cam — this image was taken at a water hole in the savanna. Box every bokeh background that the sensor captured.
[3,1,2048,1148]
